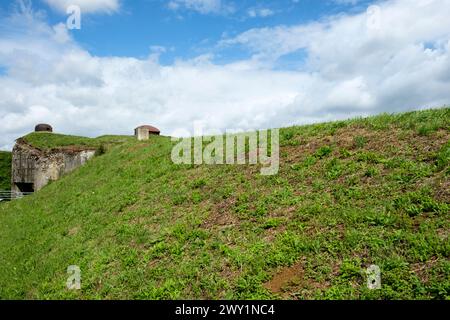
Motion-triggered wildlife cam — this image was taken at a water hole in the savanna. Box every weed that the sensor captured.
[315,146,333,159]
[436,141,450,171]
[364,166,379,178]
[392,189,448,217]
[354,136,367,149]
[192,178,207,189]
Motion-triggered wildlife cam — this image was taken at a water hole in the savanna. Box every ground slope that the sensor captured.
[0,108,449,300]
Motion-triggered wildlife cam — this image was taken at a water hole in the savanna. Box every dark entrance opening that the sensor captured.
[15,183,34,193]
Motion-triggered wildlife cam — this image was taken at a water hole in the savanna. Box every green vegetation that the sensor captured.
[22,132,135,151]
[0,151,12,190]
[0,107,449,300]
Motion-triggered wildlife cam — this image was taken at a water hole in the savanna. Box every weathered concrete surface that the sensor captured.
[11,139,96,192]
[134,125,160,141]
[136,127,150,141]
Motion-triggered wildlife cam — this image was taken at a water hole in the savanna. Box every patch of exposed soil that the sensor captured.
[264,261,305,296]
[411,256,441,283]
[264,258,337,299]
[282,127,449,166]
[202,197,240,229]
[433,177,450,203]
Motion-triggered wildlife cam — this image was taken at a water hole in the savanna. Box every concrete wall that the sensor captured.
[11,143,38,190]
[11,140,96,192]
[136,127,150,141]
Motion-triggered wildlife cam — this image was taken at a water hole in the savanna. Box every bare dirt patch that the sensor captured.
[202,197,240,229]
[411,256,441,284]
[432,175,450,203]
[264,258,337,299]
[264,261,305,296]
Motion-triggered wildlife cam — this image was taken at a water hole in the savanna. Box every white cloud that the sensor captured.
[0,0,449,150]
[167,0,234,15]
[220,0,450,110]
[247,8,275,18]
[42,0,120,14]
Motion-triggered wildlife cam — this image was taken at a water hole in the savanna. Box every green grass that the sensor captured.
[0,107,449,300]
[0,151,12,190]
[22,132,135,151]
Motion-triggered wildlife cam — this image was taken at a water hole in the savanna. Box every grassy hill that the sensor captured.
[0,108,448,300]
[0,151,12,190]
[21,132,135,151]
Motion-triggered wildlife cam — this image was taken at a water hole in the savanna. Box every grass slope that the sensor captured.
[0,108,449,300]
[0,151,12,190]
[22,132,135,151]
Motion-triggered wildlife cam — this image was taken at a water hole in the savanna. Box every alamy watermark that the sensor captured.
[66,265,81,290]
[66,5,81,30]
[366,265,381,290]
[366,5,382,31]
[171,122,279,175]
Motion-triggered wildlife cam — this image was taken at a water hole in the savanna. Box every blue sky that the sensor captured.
[0,0,449,150]
[0,0,374,63]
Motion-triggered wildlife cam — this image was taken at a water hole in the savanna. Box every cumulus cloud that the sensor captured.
[167,0,234,15]
[42,0,120,14]
[220,0,450,109]
[0,0,449,150]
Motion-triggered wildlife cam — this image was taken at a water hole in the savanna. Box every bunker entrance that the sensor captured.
[15,183,34,193]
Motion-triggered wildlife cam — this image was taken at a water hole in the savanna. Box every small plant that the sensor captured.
[436,141,449,171]
[364,166,379,177]
[285,139,300,146]
[326,158,343,180]
[172,194,187,205]
[392,190,448,217]
[234,194,250,215]
[354,136,367,148]
[339,259,363,280]
[340,148,352,158]
[192,178,207,189]
[383,157,405,169]
[281,131,300,146]
[253,202,269,216]
[356,151,382,164]
[418,125,431,136]
[263,218,282,229]
[291,156,316,171]
[418,124,438,136]
[191,191,203,204]
[315,146,333,159]
[282,131,294,141]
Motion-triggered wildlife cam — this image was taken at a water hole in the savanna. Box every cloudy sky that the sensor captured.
[0,0,449,150]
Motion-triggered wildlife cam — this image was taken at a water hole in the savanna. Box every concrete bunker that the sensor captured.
[11,124,96,193]
[10,123,162,194]
[134,125,160,141]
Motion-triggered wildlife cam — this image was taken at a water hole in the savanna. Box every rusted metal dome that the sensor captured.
[35,124,53,132]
